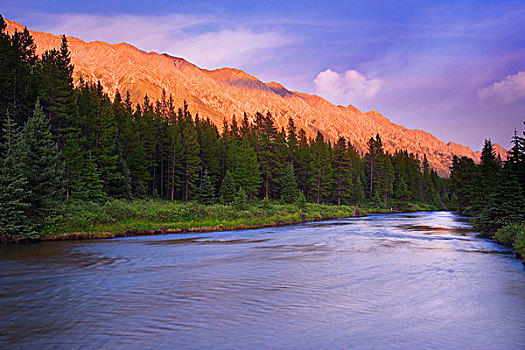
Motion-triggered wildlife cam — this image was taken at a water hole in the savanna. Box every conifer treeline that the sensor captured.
[0,17,452,240]
[450,129,525,231]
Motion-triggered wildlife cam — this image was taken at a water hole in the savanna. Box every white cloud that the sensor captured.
[478,71,525,103]
[41,14,296,69]
[313,69,383,106]
[166,29,295,68]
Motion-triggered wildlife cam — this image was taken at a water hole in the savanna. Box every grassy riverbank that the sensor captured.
[41,199,364,241]
[494,223,525,263]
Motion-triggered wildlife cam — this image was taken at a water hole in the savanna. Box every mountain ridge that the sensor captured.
[5,19,507,175]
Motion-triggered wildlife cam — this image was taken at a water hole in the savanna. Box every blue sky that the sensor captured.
[3,0,525,150]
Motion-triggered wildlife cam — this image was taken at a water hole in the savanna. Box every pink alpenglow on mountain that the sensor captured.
[6,19,507,176]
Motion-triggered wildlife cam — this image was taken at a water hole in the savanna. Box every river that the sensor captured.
[1,211,524,349]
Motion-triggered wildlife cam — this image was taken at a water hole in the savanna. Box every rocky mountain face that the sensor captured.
[6,19,507,176]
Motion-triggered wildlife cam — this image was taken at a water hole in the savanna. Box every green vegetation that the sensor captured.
[494,223,525,263]
[43,199,364,240]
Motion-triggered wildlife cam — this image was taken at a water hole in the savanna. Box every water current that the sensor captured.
[1,211,524,349]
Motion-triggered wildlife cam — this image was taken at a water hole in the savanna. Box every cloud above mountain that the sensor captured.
[478,71,525,103]
[313,69,383,106]
[40,14,296,69]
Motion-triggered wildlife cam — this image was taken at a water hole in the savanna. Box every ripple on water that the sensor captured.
[1,211,524,350]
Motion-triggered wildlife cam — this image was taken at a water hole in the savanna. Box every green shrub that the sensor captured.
[494,224,518,246]
[495,222,525,262]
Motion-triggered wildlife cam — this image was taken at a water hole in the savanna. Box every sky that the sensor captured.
[2,0,525,150]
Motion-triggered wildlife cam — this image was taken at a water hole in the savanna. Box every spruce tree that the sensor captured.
[508,126,525,194]
[309,131,333,204]
[220,170,236,205]
[179,104,201,201]
[195,169,216,205]
[280,163,299,203]
[38,35,78,148]
[17,101,64,223]
[254,111,280,199]
[232,187,248,211]
[227,139,261,201]
[0,113,35,241]
[333,137,353,205]
[449,155,477,213]
[350,175,365,205]
[295,128,313,199]
[295,190,307,212]
[474,165,525,231]
[72,152,107,202]
[0,17,39,136]
[286,116,298,167]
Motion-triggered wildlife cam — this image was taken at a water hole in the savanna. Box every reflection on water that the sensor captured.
[1,211,524,349]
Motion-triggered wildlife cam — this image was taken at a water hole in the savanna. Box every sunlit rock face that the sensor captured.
[6,19,507,176]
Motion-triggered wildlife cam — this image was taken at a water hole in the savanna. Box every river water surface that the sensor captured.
[1,211,524,349]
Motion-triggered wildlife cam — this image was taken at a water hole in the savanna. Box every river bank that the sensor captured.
[2,199,449,243]
[38,199,365,242]
[493,223,525,263]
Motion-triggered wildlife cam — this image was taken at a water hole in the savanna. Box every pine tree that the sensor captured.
[196,116,221,191]
[286,116,298,166]
[474,165,525,231]
[17,101,64,223]
[179,104,201,201]
[38,35,78,148]
[195,169,216,205]
[114,91,149,198]
[295,190,307,212]
[333,137,353,205]
[449,155,477,213]
[295,128,313,199]
[310,131,333,203]
[350,174,365,205]
[232,187,248,211]
[254,111,280,199]
[62,130,86,199]
[508,126,525,194]
[280,163,299,203]
[227,139,261,201]
[0,17,39,137]
[375,153,394,206]
[0,113,35,241]
[72,152,107,202]
[220,170,236,205]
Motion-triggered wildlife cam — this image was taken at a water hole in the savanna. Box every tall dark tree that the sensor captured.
[280,163,299,204]
[333,137,353,205]
[0,16,39,138]
[449,155,477,212]
[471,139,502,213]
[178,104,201,201]
[309,131,333,204]
[474,165,525,231]
[17,101,64,223]
[0,113,35,241]
[227,139,261,201]
[195,169,216,205]
[72,152,106,202]
[38,35,78,148]
[508,126,525,194]
[219,170,236,205]
[254,111,280,198]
